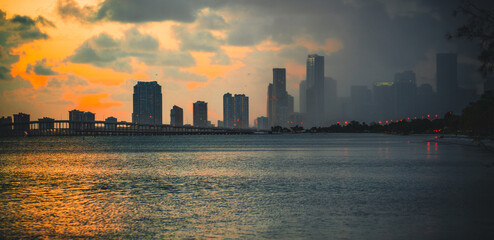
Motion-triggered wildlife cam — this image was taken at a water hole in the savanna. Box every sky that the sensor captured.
[0,0,491,125]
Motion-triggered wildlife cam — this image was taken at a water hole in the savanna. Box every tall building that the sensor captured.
[38,117,54,130]
[350,85,372,122]
[255,116,269,130]
[193,101,208,127]
[13,112,30,132]
[324,77,338,121]
[69,109,95,130]
[373,82,395,121]
[268,68,290,127]
[234,94,249,129]
[306,54,325,126]
[170,105,183,127]
[287,94,294,116]
[299,80,307,113]
[223,93,234,128]
[105,116,117,130]
[267,83,273,126]
[394,70,417,119]
[0,116,12,133]
[417,83,436,116]
[132,81,162,125]
[436,53,458,114]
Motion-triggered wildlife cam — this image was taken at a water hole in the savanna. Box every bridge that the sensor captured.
[0,120,261,137]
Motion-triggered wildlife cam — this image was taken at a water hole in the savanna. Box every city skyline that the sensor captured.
[0,0,492,126]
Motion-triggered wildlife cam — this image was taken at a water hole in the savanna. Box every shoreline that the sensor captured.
[432,135,494,152]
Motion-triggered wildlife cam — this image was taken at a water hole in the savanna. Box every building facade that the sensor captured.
[193,101,208,127]
[223,93,234,128]
[436,53,458,114]
[170,105,183,127]
[234,94,249,129]
[306,54,325,126]
[13,113,30,132]
[132,81,162,125]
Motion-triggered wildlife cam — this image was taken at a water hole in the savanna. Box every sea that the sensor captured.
[0,134,493,239]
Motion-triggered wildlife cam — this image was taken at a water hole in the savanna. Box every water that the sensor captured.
[1,134,493,239]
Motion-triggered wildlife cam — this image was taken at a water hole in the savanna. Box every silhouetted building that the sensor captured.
[394,70,417,119]
[350,85,372,122]
[38,117,54,130]
[269,68,290,127]
[324,77,338,121]
[104,116,117,130]
[299,80,306,113]
[234,94,249,129]
[373,82,395,121]
[13,112,30,133]
[223,93,234,128]
[417,84,436,116]
[170,105,183,127]
[436,53,458,114]
[287,94,294,116]
[306,54,325,126]
[217,120,223,128]
[132,81,162,125]
[193,101,208,127]
[69,109,95,130]
[255,116,269,130]
[0,116,12,132]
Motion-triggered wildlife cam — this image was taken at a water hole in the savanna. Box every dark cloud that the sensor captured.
[67,28,195,72]
[197,12,228,30]
[210,51,230,65]
[26,59,58,76]
[57,0,215,23]
[173,25,223,52]
[0,9,53,80]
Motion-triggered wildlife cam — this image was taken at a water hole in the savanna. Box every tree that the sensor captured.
[447,1,494,76]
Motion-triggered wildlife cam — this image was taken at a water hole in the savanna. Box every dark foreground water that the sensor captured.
[0,134,493,239]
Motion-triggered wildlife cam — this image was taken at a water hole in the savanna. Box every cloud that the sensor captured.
[197,11,228,30]
[0,9,53,80]
[57,0,214,23]
[210,51,231,65]
[26,59,58,76]
[162,67,208,82]
[173,25,223,52]
[67,28,195,72]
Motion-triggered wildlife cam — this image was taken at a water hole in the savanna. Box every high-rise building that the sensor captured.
[268,68,290,127]
[287,94,294,116]
[373,82,395,121]
[255,116,269,130]
[299,80,307,113]
[105,116,117,130]
[69,109,95,130]
[267,83,273,126]
[306,54,325,126]
[132,81,162,125]
[38,117,54,130]
[223,93,234,128]
[417,84,436,116]
[0,116,12,133]
[193,101,208,127]
[350,85,372,122]
[234,94,249,129]
[170,105,183,127]
[436,53,458,114]
[394,70,417,119]
[324,77,338,121]
[13,113,30,132]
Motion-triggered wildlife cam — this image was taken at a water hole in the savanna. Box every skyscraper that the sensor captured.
[306,54,325,126]
[299,80,306,113]
[436,53,457,113]
[234,94,249,129]
[394,70,417,118]
[269,68,289,127]
[193,101,207,127]
[324,77,337,121]
[132,81,162,125]
[373,82,395,121]
[170,105,183,127]
[223,93,234,128]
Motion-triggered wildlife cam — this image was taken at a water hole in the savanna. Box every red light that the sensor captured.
[435,115,438,118]
[378,121,382,124]
[385,121,389,124]
[427,142,430,146]
[427,114,430,118]
[344,121,348,125]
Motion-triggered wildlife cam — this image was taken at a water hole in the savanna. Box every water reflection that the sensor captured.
[0,134,493,239]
